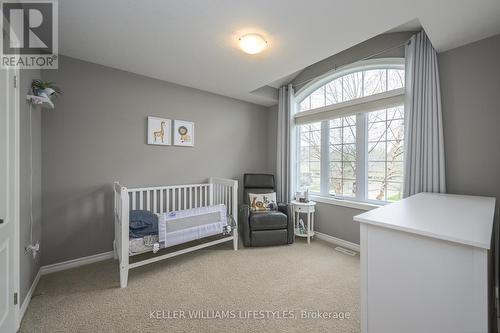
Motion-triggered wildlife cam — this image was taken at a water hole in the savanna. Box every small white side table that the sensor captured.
[291,200,316,244]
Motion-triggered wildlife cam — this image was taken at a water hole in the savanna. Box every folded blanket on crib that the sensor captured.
[129,210,158,238]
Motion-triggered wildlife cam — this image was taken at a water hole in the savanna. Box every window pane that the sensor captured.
[368,120,386,142]
[325,78,342,105]
[368,162,385,181]
[330,144,342,161]
[330,118,341,127]
[386,182,403,201]
[299,97,311,112]
[343,144,356,162]
[387,141,404,161]
[300,147,309,160]
[330,162,342,179]
[368,109,386,123]
[367,106,405,202]
[363,69,387,96]
[330,178,342,195]
[387,105,404,120]
[308,131,321,150]
[342,126,356,144]
[342,179,356,197]
[343,161,356,179]
[310,86,325,109]
[387,161,404,182]
[368,141,386,161]
[368,181,386,201]
[342,73,362,102]
[328,116,357,197]
[309,177,321,193]
[388,69,405,90]
[343,115,356,127]
[330,127,342,144]
[297,66,406,203]
[387,119,404,141]
[298,123,321,192]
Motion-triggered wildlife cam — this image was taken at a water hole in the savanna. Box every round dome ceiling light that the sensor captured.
[238,33,268,54]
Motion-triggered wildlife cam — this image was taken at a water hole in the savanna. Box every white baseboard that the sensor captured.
[40,251,115,276]
[18,268,41,328]
[17,251,114,328]
[315,231,360,252]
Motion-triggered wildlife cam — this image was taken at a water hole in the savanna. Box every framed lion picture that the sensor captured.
[173,120,194,147]
[147,116,171,146]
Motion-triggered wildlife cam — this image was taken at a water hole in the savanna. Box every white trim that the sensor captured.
[40,251,114,276]
[295,58,405,101]
[128,237,234,269]
[310,194,380,211]
[17,251,114,327]
[315,231,360,252]
[18,269,40,327]
[295,88,404,124]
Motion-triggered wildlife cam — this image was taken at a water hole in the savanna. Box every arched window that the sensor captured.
[294,59,405,203]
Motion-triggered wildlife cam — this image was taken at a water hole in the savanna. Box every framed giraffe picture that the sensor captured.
[147,116,171,146]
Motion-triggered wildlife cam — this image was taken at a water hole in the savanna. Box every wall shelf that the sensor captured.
[26,95,54,109]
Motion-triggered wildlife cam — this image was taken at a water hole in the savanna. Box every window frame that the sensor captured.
[293,58,405,206]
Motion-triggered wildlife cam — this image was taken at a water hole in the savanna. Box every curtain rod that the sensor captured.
[292,38,411,90]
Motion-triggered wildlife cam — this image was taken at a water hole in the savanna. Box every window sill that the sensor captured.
[309,195,382,211]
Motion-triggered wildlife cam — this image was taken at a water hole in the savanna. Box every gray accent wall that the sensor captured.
[439,32,500,327]
[292,32,415,92]
[41,56,270,265]
[19,69,42,303]
[439,34,500,208]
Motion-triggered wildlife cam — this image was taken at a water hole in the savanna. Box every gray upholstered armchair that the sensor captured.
[240,173,294,247]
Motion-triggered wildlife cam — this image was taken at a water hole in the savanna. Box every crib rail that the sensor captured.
[127,183,213,214]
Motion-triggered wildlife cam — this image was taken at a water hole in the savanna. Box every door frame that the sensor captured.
[11,68,20,331]
[3,67,21,331]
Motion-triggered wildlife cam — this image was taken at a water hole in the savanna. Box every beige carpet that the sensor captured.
[20,239,360,333]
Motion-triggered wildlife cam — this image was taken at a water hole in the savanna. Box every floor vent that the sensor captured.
[334,246,357,256]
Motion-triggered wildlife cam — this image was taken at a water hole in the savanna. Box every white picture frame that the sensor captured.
[147,116,171,145]
[173,120,195,147]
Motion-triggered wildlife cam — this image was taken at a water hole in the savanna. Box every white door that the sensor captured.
[0,68,19,333]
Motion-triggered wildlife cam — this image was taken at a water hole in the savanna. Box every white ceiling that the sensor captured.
[59,0,500,106]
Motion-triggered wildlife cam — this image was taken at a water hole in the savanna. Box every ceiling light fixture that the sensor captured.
[238,33,268,54]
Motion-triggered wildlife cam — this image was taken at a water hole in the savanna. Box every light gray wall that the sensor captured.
[267,105,278,174]
[439,33,500,326]
[41,56,270,265]
[292,32,415,92]
[438,34,500,206]
[19,69,42,303]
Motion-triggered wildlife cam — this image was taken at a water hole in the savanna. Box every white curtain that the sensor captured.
[403,31,446,197]
[276,84,294,202]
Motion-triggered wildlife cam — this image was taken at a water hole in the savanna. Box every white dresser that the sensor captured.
[354,193,496,333]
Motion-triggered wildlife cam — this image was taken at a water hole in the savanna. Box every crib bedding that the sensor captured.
[128,204,230,255]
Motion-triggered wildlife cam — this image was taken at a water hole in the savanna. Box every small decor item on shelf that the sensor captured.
[298,219,306,234]
[31,80,62,99]
[296,189,310,203]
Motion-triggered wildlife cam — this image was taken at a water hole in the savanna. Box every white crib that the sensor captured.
[113,177,238,288]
